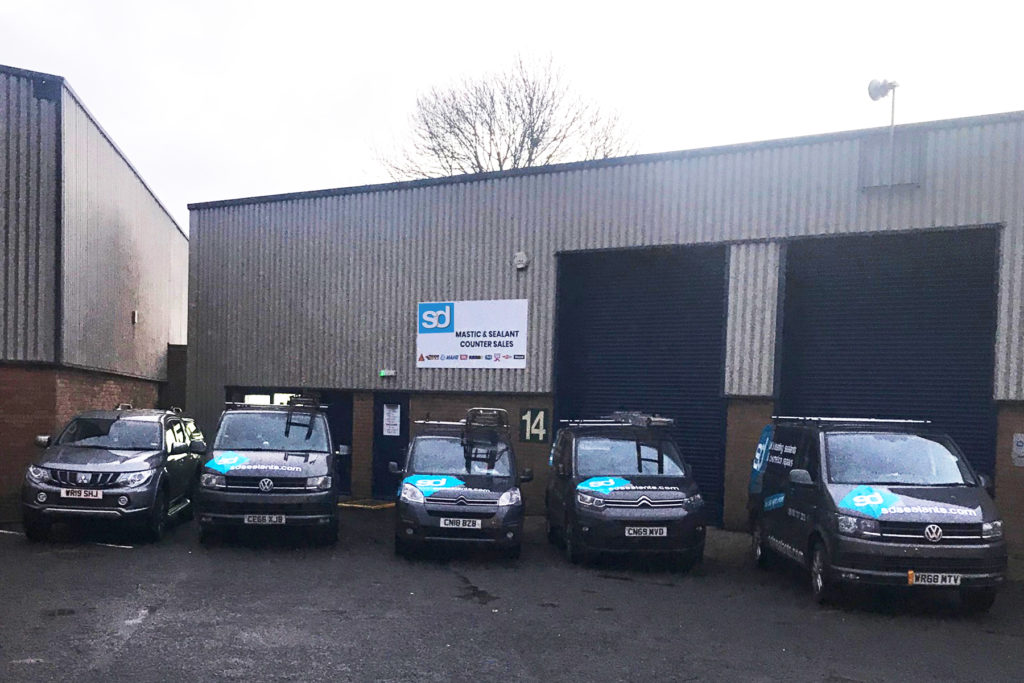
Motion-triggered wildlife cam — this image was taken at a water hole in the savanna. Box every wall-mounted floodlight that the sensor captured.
[868,79,899,127]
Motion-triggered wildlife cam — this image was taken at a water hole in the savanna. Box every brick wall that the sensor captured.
[722,397,775,531]
[54,367,159,427]
[0,366,58,515]
[408,393,554,515]
[350,392,374,498]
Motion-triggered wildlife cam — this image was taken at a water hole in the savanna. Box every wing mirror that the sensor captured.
[189,440,207,455]
[978,473,995,498]
[788,469,814,486]
[388,461,402,475]
[520,467,534,483]
[35,435,51,448]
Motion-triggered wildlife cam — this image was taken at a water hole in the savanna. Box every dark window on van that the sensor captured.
[575,436,687,478]
[214,412,330,452]
[825,432,976,486]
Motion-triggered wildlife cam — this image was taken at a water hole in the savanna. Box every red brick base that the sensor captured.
[0,364,160,518]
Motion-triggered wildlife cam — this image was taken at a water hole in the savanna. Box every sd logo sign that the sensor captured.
[418,302,454,333]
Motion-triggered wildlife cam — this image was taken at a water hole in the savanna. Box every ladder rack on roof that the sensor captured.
[771,416,931,424]
[559,412,675,428]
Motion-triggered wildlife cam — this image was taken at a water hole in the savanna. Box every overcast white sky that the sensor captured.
[1,0,1021,230]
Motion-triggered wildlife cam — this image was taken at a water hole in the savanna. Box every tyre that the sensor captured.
[751,518,770,569]
[504,544,522,560]
[314,518,339,547]
[199,523,216,545]
[394,534,413,558]
[546,517,559,546]
[144,488,169,543]
[22,514,50,543]
[961,587,997,614]
[810,540,837,605]
[564,520,584,565]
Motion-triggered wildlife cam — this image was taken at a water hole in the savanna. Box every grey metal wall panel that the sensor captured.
[0,70,59,361]
[188,113,1024,429]
[725,242,779,397]
[60,86,186,380]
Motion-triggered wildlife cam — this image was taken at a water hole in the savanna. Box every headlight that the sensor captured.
[576,491,605,509]
[683,493,703,508]
[836,515,880,538]
[26,465,49,483]
[117,469,155,488]
[497,488,522,507]
[982,520,1003,539]
[306,475,332,491]
[200,473,226,489]
[400,483,425,504]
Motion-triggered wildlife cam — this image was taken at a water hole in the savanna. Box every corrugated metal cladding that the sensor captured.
[0,70,59,362]
[61,86,187,381]
[554,247,729,522]
[777,229,999,474]
[725,242,779,397]
[188,113,1024,429]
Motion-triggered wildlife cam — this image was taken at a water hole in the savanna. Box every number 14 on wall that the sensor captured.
[519,409,549,443]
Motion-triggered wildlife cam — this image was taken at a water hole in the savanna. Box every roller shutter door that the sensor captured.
[778,228,999,474]
[555,246,729,523]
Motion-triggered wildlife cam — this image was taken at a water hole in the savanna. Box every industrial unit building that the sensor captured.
[187,110,1024,548]
[0,65,188,507]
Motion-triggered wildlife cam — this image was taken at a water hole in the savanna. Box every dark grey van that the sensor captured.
[748,417,1007,611]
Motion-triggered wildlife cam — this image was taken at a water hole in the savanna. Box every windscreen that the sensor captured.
[576,436,688,478]
[213,412,330,452]
[408,436,512,476]
[826,432,976,486]
[57,418,162,450]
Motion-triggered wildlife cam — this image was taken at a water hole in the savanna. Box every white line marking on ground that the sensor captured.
[0,530,24,536]
[93,542,134,549]
[123,608,150,626]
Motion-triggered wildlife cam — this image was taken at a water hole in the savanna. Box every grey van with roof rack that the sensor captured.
[748,416,1007,611]
[545,412,707,569]
[196,397,340,545]
[391,408,531,558]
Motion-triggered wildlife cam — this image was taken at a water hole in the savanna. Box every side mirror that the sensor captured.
[788,469,814,486]
[520,468,534,483]
[35,435,51,448]
[169,442,189,456]
[978,473,995,498]
[388,461,401,475]
[189,440,207,455]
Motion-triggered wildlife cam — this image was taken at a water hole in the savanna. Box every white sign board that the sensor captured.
[417,299,528,369]
[383,404,401,437]
[1012,433,1024,467]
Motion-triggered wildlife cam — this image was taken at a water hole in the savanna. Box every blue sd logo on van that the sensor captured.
[838,485,901,519]
[404,475,464,497]
[418,302,454,333]
[749,424,774,495]
[578,477,632,494]
[206,451,249,474]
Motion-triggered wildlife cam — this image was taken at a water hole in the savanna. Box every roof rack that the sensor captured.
[169,406,182,414]
[115,403,133,410]
[465,407,509,431]
[559,412,675,428]
[771,416,932,425]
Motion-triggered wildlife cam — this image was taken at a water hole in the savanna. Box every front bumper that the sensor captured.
[574,507,706,555]
[396,500,524,548]
[831,535,1007,588]
[196,488,337,527]
[21,480,158,521]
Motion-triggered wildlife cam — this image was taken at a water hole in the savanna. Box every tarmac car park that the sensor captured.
[748,416,1007,612]
[392,407,530,558]
[195,398,341,546]
[545,412,707,570]
[20,405,206,542]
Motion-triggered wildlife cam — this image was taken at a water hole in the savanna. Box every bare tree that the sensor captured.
[387,58,630,179]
